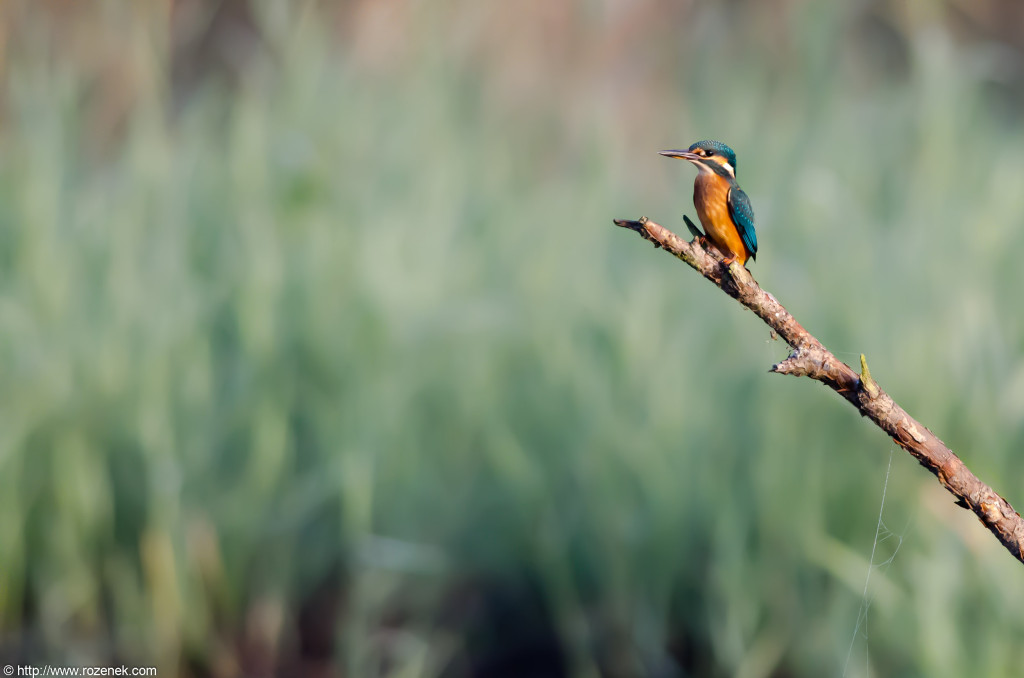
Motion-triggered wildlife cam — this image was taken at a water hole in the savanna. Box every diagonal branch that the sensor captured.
[614,215,1024,566]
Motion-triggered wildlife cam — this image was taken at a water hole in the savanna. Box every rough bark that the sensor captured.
[614,216,1024,566]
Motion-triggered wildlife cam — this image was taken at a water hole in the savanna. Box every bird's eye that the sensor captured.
[703,150,713,158]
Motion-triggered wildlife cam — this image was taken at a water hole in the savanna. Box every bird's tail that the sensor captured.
[682,215,704,239]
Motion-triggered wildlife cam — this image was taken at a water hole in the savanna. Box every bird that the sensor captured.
[659,140,757,267]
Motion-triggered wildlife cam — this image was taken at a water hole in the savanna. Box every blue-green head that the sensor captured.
[659,140,737,179]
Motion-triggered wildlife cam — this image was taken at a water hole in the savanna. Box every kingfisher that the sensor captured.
[659,140,757,266]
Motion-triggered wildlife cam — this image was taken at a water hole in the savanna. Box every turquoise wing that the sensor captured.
[727,186,758,261]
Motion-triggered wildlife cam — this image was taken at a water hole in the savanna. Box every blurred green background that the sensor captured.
[1,1,1024,676]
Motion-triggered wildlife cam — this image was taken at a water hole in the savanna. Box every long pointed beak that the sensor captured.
[659,150,700,161]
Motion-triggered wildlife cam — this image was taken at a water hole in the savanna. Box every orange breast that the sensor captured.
[693,174,749,264]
